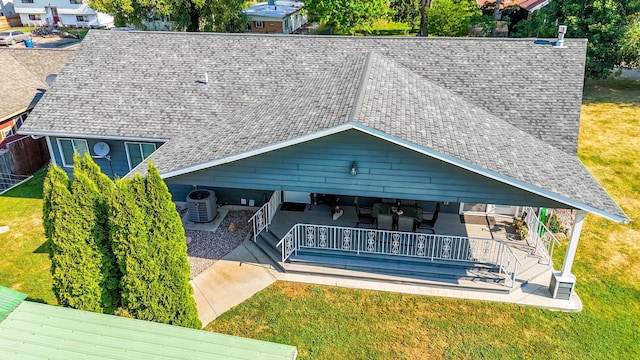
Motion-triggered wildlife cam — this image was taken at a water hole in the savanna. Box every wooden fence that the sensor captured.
[0,136,49,175]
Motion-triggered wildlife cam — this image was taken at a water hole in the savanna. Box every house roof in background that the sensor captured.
[243,1,304,19]
[0,48,75,121]
[476,0,550,12]
[0,286,298,360]
[20,30,586,154]
[136,52,627,223]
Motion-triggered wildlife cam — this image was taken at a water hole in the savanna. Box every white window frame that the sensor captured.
[124,142,156,171]
[76,15,88,22]
[254,21,264,29]
[28,14,41,20]
[1,128,13,140]
[56,138,89,167]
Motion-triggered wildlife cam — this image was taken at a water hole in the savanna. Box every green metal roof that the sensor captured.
[0,286,27,321]
[0,287,297,360]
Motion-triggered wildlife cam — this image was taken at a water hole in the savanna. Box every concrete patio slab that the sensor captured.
[191,242,277,326]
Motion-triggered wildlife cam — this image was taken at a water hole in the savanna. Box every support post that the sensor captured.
[550,210,587,299]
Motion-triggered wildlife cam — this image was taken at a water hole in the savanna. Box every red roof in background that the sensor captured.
[476,0,549,12]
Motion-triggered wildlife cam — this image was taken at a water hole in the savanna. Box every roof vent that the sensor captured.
[555,25,567,47]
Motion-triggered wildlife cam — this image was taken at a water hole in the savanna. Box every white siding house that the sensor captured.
[243,0,307,34]
[14,0,113,28]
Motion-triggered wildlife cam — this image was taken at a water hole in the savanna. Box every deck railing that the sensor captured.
[248,190,282,241]
[277,224,522,288]
[523,207,561,265]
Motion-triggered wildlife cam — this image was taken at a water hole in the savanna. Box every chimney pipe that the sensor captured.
[204,72,209,85]
[556,25,567,47]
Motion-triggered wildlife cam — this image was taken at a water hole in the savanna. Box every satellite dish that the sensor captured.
[45,74,58,87]
[93,142,110,157]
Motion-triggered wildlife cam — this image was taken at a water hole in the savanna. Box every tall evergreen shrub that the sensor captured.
[44,166,103,311]
[74,154,120,313]
[145,164,201,328]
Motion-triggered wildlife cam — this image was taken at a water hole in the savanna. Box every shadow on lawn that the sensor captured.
[33,240,49,254]
[582,79,640,105]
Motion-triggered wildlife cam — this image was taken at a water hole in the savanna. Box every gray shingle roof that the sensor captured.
[21,30,585,154]
[18,31,626,222]
[0,48,74,120]
[138,51,627,222]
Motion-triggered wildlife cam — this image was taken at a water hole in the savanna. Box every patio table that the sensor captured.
[372,203,423,227]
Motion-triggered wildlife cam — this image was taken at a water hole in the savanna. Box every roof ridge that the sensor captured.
[348,52,374,122]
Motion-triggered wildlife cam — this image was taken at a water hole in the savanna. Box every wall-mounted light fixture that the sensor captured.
[350,161,357,176]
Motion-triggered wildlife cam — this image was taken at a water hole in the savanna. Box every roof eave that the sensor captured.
[157,123,628,224]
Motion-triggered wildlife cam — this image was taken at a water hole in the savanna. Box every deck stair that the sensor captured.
[256,229,515,293]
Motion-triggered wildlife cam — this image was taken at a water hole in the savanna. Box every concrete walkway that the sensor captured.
[192,239,581,327]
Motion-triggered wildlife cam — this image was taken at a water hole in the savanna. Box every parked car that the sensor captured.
[0,31,32,46]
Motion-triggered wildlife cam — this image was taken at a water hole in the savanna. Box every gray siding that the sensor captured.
[166,130,568,208]
[49,136,163,179]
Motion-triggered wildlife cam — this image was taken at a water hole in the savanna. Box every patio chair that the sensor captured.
[397,215,416,232]
[377,214,394,230]
[354,196,373,215]
[355,197,376,228]
[416,202,440,234]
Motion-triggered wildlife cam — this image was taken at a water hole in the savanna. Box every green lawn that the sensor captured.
[206,79,640,359]
[1,80,638,358]
[0,169,56,304]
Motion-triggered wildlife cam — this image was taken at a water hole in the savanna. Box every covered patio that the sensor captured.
[250,192,560,293]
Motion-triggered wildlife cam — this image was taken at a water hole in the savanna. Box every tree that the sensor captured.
[110,175,160,321]
[305,0,390,35]
[514,0,640,79]
[74,154,120,313]
[391,0,421,32]
[45,166,104,312]
[88,0,246,32]
[621,15,640,68]
[425,0,482,37]
[145,163,201,328]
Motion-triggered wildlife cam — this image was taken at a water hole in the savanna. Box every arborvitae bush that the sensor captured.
[45,167,103,312]
[110,175,159,321]
[43,160,200,328]
[74,154,120,313]
[145,164,201,328]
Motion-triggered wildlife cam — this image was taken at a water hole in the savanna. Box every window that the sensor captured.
[254,21,264,29]
[125,142,156,170]
[21,0,34,3]
[15,114,26,129]
[70,0,82,4]
[76,15,88,22]
[1,128,14,141]
[57,138,89,167]
[28,14,41,20]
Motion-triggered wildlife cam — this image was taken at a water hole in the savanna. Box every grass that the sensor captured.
[206,79,640,359]
[0,169,56,304]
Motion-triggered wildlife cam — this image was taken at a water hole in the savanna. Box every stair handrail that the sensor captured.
[248,191,282,242]
[523,207,561,264]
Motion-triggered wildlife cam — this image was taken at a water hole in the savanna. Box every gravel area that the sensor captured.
[186,210,253,278]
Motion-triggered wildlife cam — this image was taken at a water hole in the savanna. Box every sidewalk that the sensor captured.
[192,240,582,327]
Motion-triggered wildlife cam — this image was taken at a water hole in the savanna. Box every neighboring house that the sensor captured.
[14,0,113,28]
[0,48,73,188]
[0,286,298,359]
[477,0,549,12]
[19,30,630,303]
[0,0,15,16]
[243,0,307,34]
